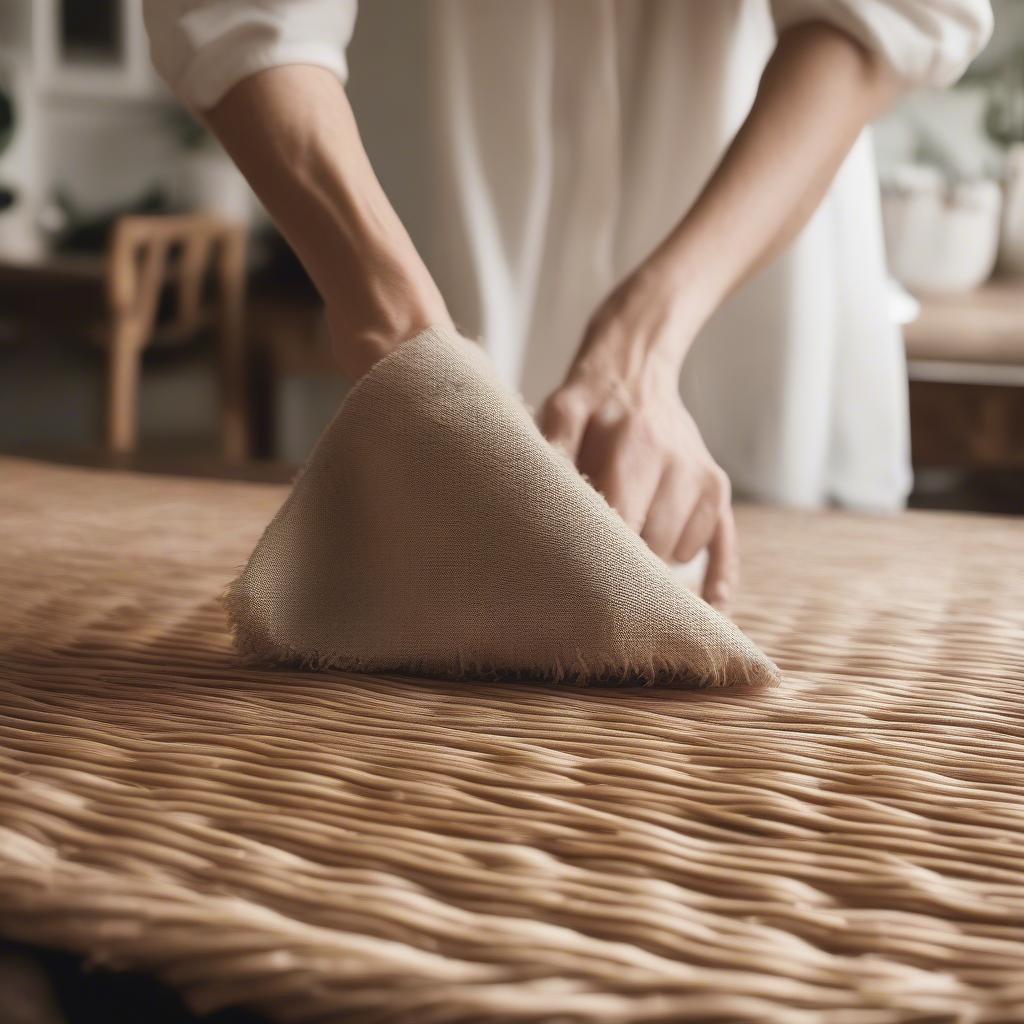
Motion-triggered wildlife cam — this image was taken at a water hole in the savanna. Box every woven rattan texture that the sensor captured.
[0,457,1022,1023]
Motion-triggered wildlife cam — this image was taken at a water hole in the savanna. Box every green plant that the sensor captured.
[166,103,211,151]
[984,50,1024,147]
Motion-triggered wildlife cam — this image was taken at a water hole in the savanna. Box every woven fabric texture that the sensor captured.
[0,458,1022,1023]
[225,327,779,687]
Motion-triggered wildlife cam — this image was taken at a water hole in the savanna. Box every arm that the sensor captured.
[204,65,451,379]
[542,23,903,605]
[630,22,901,345]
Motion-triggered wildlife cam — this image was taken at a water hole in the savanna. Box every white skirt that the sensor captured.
[424,0,911,510]
[144,0,993,509]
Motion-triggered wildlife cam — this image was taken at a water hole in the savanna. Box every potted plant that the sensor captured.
[0,71,37,259]
[984,48,1024,273]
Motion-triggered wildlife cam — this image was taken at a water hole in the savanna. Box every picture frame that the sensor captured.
[32,0,158,100]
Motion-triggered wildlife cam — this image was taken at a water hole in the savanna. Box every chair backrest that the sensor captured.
[106,214,247,341]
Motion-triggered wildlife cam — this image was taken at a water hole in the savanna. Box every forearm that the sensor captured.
[641,21,901,367]
[204,65,449,376]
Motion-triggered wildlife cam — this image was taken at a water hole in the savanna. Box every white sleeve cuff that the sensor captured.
[771,0,993,88]
[144,0,358,110]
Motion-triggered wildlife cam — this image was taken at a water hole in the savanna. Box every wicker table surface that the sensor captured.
[0,457,1021,1023]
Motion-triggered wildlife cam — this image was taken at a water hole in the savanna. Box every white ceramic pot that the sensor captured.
[881,163,1002,293]
[174,148,253,223]
[998,143,1024,276]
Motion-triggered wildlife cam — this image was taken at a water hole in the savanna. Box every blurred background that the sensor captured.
[0,0,1021,511]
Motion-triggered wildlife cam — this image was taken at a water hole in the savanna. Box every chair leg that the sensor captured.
[105,318,144,454]
[218,234,249,461]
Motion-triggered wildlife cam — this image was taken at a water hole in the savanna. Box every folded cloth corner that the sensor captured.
[225,326,781,688]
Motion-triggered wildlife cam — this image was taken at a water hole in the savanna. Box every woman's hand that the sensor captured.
[539,271,738,608]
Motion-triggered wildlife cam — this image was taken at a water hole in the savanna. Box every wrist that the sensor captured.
[326,256,451,379]
[571,268,697,392]
[645,234,725,332]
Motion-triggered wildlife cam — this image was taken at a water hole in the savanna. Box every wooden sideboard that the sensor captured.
[904,278,1024,473]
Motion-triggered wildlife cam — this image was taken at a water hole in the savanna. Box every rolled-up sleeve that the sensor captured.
[771,0,993,88]
[143,0,358,110]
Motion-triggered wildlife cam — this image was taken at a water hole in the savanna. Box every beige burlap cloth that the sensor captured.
[1,457,1023,1023]
[225,326,779,688]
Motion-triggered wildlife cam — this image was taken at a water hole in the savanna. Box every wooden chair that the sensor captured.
[104,214,248,457]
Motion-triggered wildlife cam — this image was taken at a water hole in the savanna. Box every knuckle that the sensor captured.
[707,465,731,505]
[543,390,583,431]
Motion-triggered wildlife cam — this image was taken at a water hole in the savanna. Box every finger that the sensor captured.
[703,502,739,607]
[673,467,729,562]
[584,430,662,535]
[539,389,588,460]
[641,470,699,562]
[672,492,718,565]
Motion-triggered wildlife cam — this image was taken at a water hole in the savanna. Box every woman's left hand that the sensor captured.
[539,270,738,608]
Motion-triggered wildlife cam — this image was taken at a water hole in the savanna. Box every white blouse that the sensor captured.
[143,0,992,511]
